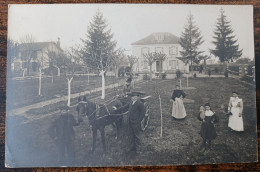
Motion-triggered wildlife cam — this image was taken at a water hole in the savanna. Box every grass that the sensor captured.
[7,75,125,109]
[5,77,257,167]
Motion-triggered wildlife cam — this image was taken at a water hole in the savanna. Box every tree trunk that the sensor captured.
[38,69,42,96]
[149,65,152,80]
[51,72,54,83]
[204,59,207,72]
[187,74,188,88]
[67,77,73,107]
[159,61,162,78]
[27,59,31,76]
[190,60,193,74]
[101,70,105,99]
[115,66,118,79]
[57,67,60,76]
[22,69,26,78]
[87,69,90,84]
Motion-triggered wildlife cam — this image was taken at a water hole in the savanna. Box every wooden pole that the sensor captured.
[159,94,163,137]
[38,69,42,96]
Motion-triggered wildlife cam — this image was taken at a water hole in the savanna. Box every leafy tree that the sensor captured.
[80,10,117,99]
[210,8,242,63]
[235,58,251,64]
[179,12,204,71]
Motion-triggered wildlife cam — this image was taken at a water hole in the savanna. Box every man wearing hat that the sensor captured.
[48,106,81,165]
[113,92,145,153]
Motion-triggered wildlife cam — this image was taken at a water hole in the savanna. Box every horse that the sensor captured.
[77,97,125,153]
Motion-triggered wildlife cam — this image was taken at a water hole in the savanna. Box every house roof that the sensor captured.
[132,32,180,45]
[17,42,63,52]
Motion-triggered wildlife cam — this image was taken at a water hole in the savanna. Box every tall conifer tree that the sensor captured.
[179,12,204,70]
[81,10,116,99]
[210,8,242,63]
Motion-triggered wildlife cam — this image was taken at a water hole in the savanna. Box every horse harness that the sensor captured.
[82,97,119,124]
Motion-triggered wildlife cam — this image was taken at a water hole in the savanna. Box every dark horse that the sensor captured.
[77,97,125,153]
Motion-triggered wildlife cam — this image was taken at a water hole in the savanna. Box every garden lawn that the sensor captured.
[6,77,257,167]
[7,75,124,109]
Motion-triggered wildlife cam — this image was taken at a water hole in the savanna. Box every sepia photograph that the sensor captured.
[5,4,257,167]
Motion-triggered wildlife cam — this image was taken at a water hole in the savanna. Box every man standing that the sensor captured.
[114,93,145,153]
[48,106,81,165]
[122,79,132,96]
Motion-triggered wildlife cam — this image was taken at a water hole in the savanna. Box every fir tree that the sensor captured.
[179,12,204,70]
[81,10,117,99]
[210,8,242,63]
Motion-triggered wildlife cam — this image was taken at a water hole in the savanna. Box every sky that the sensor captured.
[8,4,254,59]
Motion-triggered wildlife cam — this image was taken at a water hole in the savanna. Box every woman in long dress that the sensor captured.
[171,85,187,119]
[228,91,244,131]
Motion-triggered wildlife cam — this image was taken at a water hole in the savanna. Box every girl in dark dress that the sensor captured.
[198,103,219,148]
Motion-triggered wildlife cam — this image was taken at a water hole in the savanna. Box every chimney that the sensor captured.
[57,37,60,48]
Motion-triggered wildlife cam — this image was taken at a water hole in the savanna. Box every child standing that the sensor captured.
[198,103,219,149]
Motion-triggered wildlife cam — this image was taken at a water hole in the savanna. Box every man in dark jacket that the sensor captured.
[48,106,81,165]
[114,93,145,152]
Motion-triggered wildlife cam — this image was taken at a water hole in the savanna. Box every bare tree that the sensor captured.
[36,50,49,96]
[111,48,127,79]
[127,55,138,73]
[19,34,36,76]
[144,52,166,79]
[7,38,17,77]
[143,52,156,80]
[65,48,78,106]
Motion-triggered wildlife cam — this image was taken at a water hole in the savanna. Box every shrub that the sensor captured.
[161,73,167,79]
[228,65,239,75]
[240,75,254,84]
[176,70,182,79]
[214,67,219,74]
[208,70,211,77]
[143,74,150,80]
[224,69,229,78]
[193,73,197,78]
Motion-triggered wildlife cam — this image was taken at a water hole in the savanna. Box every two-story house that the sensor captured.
[12,38,63,76]
[131,32,189,78]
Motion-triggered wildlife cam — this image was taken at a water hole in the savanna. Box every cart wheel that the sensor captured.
[141,102,150,131]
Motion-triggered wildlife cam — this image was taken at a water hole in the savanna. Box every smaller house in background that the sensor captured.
[131,32,189,78]
[12,38,63,76]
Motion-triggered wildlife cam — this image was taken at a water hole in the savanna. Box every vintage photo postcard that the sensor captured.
[5,4,257,167]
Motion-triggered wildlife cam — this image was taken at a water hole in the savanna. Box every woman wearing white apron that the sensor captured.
[228,91,244,131]
[171,85,187,120]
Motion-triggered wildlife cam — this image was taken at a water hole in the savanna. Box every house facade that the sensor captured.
[12,39,63,76]
[131,32,189,78]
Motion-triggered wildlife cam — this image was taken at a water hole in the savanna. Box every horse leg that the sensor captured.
[100,128,106,153]
[92,127,97,153]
